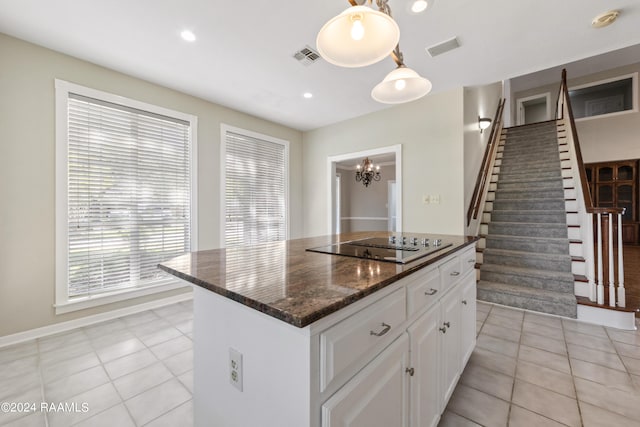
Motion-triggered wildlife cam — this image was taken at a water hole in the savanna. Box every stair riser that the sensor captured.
[497,183,564,192]
[501,146,560,157]
[492,199,566,210]
[489,211,566,223]
[499,171,562,180]
[480,270,574,293]
[477,289,577,318]
[493,189,565,200]
[498,165,561,175]
[485,236,569,254]
[483,252,572,271]
[488,223,568,238]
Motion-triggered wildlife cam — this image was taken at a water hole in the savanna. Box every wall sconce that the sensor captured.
[478,116,492,133]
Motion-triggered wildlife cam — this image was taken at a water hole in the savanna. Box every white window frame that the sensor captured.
[220,124,290,248]
[571,72,638,122]
[55,79,198,314]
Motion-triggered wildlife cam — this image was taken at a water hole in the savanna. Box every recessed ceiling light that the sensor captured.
[411,0,429,14]
[180,30,196,42]
[303,92,313,99]
[592,10,620,28]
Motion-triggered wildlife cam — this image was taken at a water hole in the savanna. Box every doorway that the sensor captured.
[328,145,402,235]
[516,93,551,125]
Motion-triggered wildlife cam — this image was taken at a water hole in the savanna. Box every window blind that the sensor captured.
[224,131,287,247]
[67,93,191,298]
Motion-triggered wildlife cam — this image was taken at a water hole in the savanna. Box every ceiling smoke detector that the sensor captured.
[293,46,321,66]
[592,10,620,28]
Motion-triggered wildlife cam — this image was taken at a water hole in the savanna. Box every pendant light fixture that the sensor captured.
[316,1,400,67]
[317,0,432,104]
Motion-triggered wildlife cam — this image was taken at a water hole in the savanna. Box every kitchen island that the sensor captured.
[159,231,477,427]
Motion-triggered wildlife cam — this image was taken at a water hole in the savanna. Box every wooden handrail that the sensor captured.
[557,69,594,210]
[467,99,505,226]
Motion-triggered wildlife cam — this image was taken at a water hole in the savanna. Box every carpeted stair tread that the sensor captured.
[488,221,568,238]
[481,262,574,280]
[477,281,577,318]
[493,188,564,199]
[480,263,574,293]
[491,198,567,211]
[482,248,572,271]
[488,209,567,224]
[485,234,570,254]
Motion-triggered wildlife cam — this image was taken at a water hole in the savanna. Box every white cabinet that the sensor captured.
[439,287,461,406]
[322,333,410,427]
[407,302,440,427]
[322,245,476,427]
[459,272,477,369]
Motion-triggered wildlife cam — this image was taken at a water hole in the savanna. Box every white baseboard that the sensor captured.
[0,291,193,349]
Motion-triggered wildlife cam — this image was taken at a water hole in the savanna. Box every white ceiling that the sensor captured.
[1,0,639,131]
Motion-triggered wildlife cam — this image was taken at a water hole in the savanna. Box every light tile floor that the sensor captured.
[3,299,640,426]
[0,300,193,427]
[440,301,640,427]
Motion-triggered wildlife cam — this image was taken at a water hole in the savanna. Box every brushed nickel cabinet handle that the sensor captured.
[439,327,447,334]
[444,322,450,328]
[406,367,415,376]
[370,323,391,337]
[425,288,438,296]
[468,259,475,263]
[462,300,468,305]
[450,271,460,276]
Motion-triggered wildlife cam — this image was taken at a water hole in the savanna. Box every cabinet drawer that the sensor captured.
[460,247,477,276]
[320,288,406,392]
[406,268,441,317]
[440,256,462,291]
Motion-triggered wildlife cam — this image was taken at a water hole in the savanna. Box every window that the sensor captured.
[569,73,638,120]
[55,80,197,313]
[221,125,288,247]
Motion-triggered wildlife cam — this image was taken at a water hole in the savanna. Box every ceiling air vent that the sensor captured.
[293,46,321,66]
[426,37,460,58]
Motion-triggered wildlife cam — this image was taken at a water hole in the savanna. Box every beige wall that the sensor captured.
[0,33,303,337]
[463,83,503,234]
[303,88,465,237]
[512,62,640,163]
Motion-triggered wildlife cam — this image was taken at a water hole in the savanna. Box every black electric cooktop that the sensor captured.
[306,237,452,264]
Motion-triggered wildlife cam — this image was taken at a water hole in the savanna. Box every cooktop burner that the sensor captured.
[306,237,452,264]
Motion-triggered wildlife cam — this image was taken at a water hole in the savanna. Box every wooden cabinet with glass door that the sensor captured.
[585,160,639,245]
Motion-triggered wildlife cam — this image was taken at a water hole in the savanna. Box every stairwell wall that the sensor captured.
[463,83,503,235]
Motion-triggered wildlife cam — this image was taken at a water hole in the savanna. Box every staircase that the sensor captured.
[477,121,578,318]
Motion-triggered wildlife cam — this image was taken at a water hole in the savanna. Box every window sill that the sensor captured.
[54,279,191,315]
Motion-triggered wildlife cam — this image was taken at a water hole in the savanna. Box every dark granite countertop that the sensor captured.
[158,231,477,328]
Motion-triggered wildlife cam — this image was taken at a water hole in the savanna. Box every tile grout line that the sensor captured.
[562,319,584,427]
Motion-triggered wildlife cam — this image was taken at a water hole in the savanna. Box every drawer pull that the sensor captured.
[450,271,460,277]
[439,326,447,334]
[443,322,450,328]
[405,367,415,376]
[468,259,475,263]
[462,300,468,305]
[424,288,438,296]
[370,323,391,337]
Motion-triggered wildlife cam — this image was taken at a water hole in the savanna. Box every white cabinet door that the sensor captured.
[439,288,461,407]
[459,273,476,369]
[322,333,410,427]
[408,304,441,427]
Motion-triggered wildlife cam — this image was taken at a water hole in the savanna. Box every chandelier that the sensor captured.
[316,0,432,104]
[355,157,381,187]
